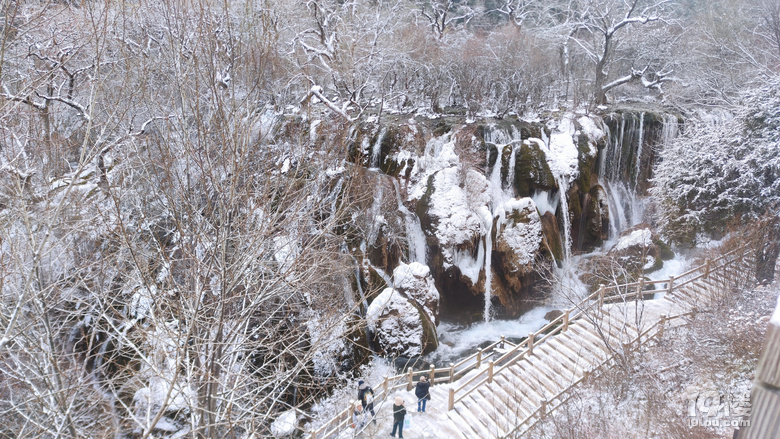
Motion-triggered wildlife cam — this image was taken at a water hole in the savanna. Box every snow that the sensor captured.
[366,288,424,357]
[393,262,440,322]
[427,167,489,255]
[498,198,542,267]
[531,190,559,216]
[408,131,461,201]
[546,115,580,180]
[307,312,348,377]
[130,285,156,320]
[271,410,298,437]
[577,115,605,142]
[770,294,780,327]
[614,228,653,251]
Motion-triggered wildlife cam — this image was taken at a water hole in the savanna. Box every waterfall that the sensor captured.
[506,144,518,193]
[392,179,427,264]
[556,174,572,260]
[367,177,384,246]
[483,225,493,322]
[370,127,387,169]
[633,112,645,190]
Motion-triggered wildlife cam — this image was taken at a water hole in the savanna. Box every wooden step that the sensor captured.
[459,395,501,438]
[532,345,582,384]
[502,366,545,406]
[515,358,560,398]
[536,340,590,376]
[481,377,532,421]
[545,335,600,370]
[469,389,511,436]
[447,406,481,439]
[567,323,613,355]
[511,362,554,400]
[601,307,640,341]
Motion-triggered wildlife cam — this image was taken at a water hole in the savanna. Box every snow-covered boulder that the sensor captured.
[366,287,438,357]
[392,262,440,326]
[418,167,490,260]
[607,225,663,274]
[416,166,491,301]
[495,198,543,295]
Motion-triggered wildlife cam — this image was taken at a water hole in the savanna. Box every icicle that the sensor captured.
[506,144,518,194]
[370,127,386,169]
[633,112,645,190]
[556,175,572,260]
[392,179,427,264]
[484,226,493,322]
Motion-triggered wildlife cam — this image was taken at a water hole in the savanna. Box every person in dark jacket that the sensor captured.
[391,397,406,438]
[414,375,431,412]
[357,380,376,420]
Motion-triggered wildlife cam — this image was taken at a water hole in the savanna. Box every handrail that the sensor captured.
[309,244,754,438]
[445,245,753,412]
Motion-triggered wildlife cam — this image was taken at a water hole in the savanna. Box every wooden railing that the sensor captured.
[502,245,756,438]
[307,337,511,439]
[307,245,754,439]
[445,245,754,411]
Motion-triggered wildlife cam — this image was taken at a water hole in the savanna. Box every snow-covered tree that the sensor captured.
[652,78,780,243]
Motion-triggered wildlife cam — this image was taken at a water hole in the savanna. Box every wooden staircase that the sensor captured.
[308,246,756,439]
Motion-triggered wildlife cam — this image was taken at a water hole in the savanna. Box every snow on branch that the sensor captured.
[35,92,91,122]
[303,85,355,122]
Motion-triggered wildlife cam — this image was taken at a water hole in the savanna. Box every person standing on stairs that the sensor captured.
[415,375,431,412]
[391,397,406,438]
[357,380,376,422]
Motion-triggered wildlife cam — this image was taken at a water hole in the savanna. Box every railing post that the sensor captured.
[407,367,413,391]
[429,364,436,385]
[598,284,605,308]
[382,375,388,395]
[476,348,483,368]
[500,335,505,349]
[668,275,674,295]
[488,360,494,384]
[704,259,711,279]
[449,362,454,383]
[637,278,644,301]
[528,332,535,355]
[448,388,455,411]
[347,399,355,422]
[540,399,547,418]
[563,310,569,332]
[658,315,667,340]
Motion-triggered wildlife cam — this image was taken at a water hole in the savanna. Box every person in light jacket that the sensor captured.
[414,375,431,412]
[391,397,406,438]
[352,402,367,431]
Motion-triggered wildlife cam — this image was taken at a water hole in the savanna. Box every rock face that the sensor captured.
[365,263,440,357]
[344,109,677,327]
[495,198,544,302]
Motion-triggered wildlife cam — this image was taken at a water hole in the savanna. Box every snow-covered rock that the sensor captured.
[392,262,440,326]
[493,198,544,306]
[606,224,663,275]
[366,287,438,357]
